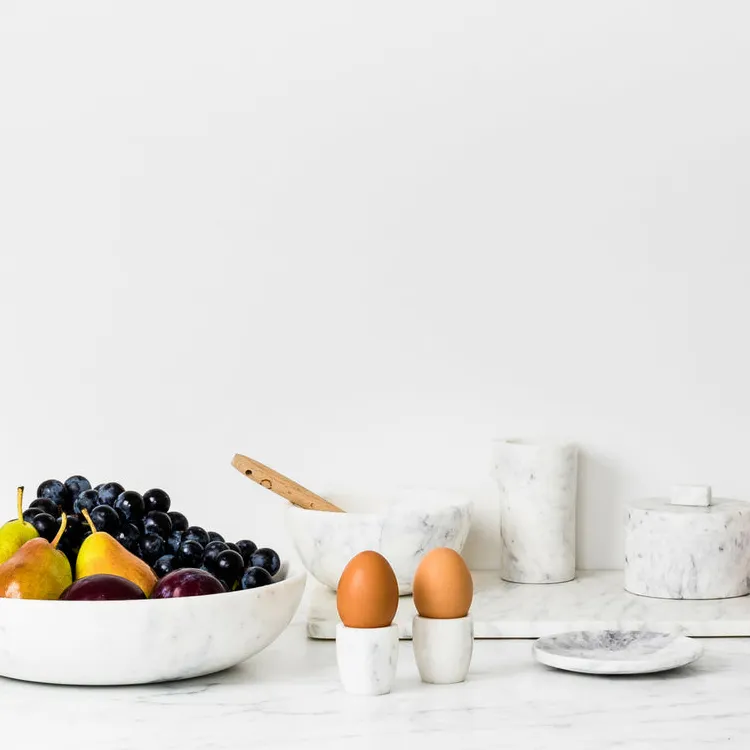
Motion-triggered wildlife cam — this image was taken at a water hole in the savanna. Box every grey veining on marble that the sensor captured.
[11,624,750,750]
[625,497,750,599]
[412,614,473,684]
[492,440,577,583]
[533,629,703,674]
[286,489,472,594]
[336,623,399,695]
[308,570,750,639]
[0,568,306,685]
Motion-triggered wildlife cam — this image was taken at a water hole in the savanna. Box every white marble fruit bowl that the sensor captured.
[0,565,306,685]
[286,489,472,594]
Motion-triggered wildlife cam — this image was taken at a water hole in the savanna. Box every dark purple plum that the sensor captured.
[60,574,146,601]
[151,568,225,598]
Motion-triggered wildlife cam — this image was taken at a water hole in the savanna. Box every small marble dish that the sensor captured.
[533,630,703,675]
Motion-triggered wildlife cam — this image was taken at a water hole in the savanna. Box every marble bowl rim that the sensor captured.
[492,437,577,450]
[0,566,307,609]
[285,494,473,522]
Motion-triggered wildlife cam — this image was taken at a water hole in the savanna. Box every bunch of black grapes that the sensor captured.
[24,475,280,591]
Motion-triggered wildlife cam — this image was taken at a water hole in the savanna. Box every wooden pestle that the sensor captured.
[231,453,344,513]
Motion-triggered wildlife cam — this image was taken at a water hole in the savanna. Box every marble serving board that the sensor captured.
[307,570,750,639]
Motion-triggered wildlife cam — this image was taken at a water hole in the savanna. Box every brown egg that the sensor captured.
[413,548,473,619]
[337,551,399,628]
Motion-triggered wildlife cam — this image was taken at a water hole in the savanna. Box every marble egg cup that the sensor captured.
[286,489,472,595]
[0,566,307,685]
[412,615,474,684]
[336,623,399,695]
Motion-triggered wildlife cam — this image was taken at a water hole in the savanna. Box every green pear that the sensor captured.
[0,513,72,599]
[77,508,157,596]
[0,487,39,564]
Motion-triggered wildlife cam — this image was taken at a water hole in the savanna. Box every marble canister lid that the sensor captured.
[629,496,748,514]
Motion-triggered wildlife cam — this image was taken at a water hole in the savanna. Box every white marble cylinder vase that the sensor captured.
[624,498,750,599]
[492,440,577,583]
[335,624,399,696]
[412,615,473,684]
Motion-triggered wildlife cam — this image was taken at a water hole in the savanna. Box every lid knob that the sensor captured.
[670,485,712,507]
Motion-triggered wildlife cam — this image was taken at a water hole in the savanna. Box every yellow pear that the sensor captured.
[0,487,39,564]
[0,513,72,599]
[77,508,157,596]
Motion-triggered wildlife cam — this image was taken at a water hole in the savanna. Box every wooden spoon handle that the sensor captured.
[231,454,344,513]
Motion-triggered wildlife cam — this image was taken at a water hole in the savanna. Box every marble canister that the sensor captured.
[335,623,399,695]
[412,615,473,684]
[492,440,578,584]
[624,496,750,600]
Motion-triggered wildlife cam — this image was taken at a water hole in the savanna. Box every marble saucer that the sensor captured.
[533,630,703,675]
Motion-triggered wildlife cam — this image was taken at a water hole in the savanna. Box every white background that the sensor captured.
[1,1,749,570]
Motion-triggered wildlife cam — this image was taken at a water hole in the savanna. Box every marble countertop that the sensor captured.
[309,571,750,638]
[2,625,748,749]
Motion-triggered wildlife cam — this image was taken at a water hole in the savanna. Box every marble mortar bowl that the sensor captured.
[286,489,472,594]
[0,564,306,685]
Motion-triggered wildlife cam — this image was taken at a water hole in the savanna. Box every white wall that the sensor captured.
[1,1,749,571]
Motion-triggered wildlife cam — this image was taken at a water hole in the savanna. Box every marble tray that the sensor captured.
[307,570,750,639]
